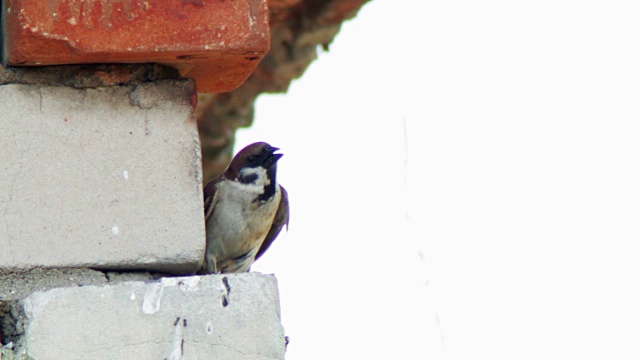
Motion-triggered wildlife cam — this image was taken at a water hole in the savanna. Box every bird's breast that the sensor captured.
[206,180,281,262]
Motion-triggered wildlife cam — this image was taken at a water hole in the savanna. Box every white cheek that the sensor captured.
[229,181,264,194]
[226,167,265,194]
[238,167,270,186]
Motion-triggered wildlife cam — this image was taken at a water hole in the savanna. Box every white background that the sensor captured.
[237,1,640,359]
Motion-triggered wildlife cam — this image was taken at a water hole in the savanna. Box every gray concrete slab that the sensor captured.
[9,273,285,360]
[0,80,204,274]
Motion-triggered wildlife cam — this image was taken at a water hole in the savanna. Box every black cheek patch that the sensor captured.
[238,172,258,184]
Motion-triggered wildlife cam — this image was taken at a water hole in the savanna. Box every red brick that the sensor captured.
[2,0,270,92]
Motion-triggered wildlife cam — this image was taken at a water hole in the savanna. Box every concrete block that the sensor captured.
[1,0,270,92]
[0,80,204,274]
[8,273,285,360]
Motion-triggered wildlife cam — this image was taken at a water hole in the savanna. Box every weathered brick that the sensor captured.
[1,0,270,92]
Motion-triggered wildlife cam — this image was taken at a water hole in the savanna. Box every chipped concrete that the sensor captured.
[6,273,285,360]
[0,268,159,302]
[0,268,106,302]
[0,268,160,350]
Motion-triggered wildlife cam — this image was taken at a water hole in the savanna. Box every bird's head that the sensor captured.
[227,142,283,187]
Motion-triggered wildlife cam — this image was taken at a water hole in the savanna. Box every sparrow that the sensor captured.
[200,142,289,274]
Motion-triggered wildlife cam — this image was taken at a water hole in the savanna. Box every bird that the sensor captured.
[200,142,289,274]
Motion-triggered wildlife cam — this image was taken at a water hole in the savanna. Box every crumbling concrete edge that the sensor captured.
[0,269,164,360]
[1,272,285,359]
[0,268,161,350]
[0,63,182,89]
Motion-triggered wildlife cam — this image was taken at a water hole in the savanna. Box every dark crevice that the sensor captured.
[221,276,231,307]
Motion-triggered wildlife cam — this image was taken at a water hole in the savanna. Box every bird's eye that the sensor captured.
[247,156,257,163]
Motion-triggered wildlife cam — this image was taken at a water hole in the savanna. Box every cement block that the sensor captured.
[9,273,285,360]
[0,80,204,274]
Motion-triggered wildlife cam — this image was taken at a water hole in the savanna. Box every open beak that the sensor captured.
[265,147,283,166]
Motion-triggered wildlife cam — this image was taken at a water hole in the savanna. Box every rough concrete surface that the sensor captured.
[0,63,181,89]
[0,268,106,302]
[0,268,159,355]
[8,273,284,360]
[0,268,159,302]
[0,80,204,274]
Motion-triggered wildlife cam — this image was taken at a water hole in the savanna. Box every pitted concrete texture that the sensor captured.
[0,80,204,274]
[10,273,285,360]
[0,268,159,302]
